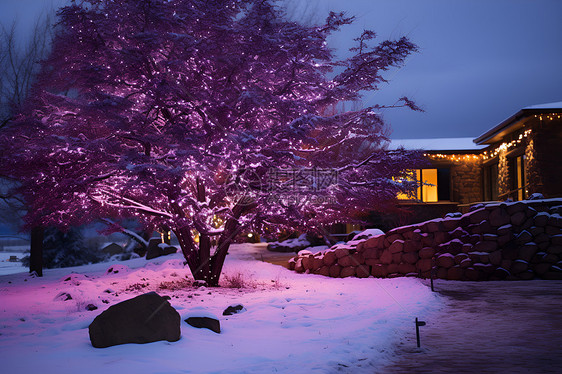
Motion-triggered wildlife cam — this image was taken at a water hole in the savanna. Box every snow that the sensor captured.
[0,252,26,276]
[352,228,385,240]
[268,233,311,249]
[388,137,486,151]
[480,197,562,207]
[121,228,149,247]
[0,243,440,373]
[382,280,562,372]
[523,101,562,110]
[307,245,330,253]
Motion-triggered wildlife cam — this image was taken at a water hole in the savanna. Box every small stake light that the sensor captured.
[430,256,436,292]
[430,272,434,292]
[415,318,426,348]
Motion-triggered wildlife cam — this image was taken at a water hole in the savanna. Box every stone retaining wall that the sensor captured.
[289,199,562,281]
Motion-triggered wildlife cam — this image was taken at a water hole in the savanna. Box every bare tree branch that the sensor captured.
[0,11,55,229]
[0,11,54,128]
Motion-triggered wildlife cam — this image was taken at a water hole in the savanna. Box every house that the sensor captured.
[475,101,562,201]
[386,101,562,225]
[388,137,485,224]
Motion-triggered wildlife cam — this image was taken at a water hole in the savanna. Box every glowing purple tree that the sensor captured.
[0,0,422,286]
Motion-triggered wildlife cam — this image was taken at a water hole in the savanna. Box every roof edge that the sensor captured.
[474,104,562,145]
[474,110,525,145]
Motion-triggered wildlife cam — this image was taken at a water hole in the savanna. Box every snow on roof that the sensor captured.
[523,101,562,110]
[388,137,485,151]
[475,100,562,145]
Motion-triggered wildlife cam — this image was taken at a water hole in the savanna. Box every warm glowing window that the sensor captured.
[397,168,447,203]
[396,169,420,200]
[421,169,438,202]
[509,155,527,201]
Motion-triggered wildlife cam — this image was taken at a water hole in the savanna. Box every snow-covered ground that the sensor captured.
[381,279,562,373]
[0,243,441,374]
[0,251,26,276]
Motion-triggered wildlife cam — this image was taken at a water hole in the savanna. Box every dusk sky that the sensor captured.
[1,0,561,139]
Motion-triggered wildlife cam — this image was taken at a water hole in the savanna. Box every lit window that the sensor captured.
[396,170,420,200]
[397,168,445,203]
[421,169,438,202]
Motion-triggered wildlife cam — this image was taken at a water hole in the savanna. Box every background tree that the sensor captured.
[0,0,423,286]
[0,13,54,276]
[0,13,53,129]
[21,226,104,269]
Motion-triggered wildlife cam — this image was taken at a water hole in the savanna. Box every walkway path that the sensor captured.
[382,280,562,373]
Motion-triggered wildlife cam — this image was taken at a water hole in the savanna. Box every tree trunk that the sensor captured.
[174,226,200,276]
[175,225,243,286]
[29,226,44,276]
[193,177,211,281]
[173,206,253,286]
[197,234,211,281]
[208,219,241,285]
[207,201,255,286]
[174,227,228,286]
[172,180,256,286]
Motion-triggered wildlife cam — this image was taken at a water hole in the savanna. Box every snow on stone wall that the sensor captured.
[289,199,562,281]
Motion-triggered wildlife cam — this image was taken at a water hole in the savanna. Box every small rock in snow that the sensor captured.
[105,264,129,275]
[54,292,73,301]
[86,304,98,311]
[185,317,221,334]
[223,304,245,316]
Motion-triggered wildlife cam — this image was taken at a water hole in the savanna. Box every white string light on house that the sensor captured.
[423,153,482,162]
[426,113,560,162]
[482,128,533,160]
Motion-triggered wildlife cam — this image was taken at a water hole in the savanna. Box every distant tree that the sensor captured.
[0,0,422,286]
[0,13,53,129]
[0,13,54,276]
[22,226,104,269]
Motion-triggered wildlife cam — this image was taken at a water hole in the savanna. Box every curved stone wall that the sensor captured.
[289,199,562,281]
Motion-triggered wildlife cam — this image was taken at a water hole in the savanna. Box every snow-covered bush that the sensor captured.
[267,234,312,253]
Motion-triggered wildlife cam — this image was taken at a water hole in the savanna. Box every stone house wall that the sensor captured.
[424,156,482,205]
[533,118,562,198]
[483,117,561,200]
[449,158,482,204]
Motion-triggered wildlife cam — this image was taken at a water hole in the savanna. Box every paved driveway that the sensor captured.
[382,280,562,373]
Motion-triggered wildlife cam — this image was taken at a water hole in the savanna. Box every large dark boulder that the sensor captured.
[89,292,181,348]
